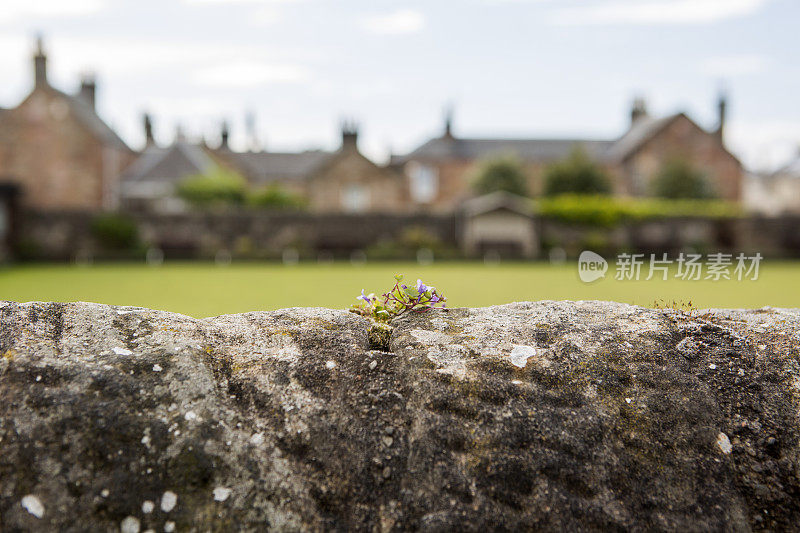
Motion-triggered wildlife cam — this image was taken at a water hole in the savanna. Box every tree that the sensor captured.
[543,146,611,197]
[472,155,529,197]
[177,165,246,207]
[651,159,715,199]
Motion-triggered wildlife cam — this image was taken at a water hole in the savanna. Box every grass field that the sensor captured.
[1,261,798,318]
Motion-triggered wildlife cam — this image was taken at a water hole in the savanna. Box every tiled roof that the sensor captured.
[222,150,332,183]
[122,142,214,183]
[605,114,680,162]
[395,137,614,164]
[461,190,533,216]
[50,87,131,152]
[394,113,695,167]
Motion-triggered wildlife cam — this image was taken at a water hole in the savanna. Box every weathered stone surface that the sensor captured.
[1,300,799,531]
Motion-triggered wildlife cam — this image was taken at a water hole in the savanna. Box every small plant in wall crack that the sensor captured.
[351,274,447,323]
[351,274,447,351]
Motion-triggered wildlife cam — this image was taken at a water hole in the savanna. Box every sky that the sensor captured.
[0,0,797,171]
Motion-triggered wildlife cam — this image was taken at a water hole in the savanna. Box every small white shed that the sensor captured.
[460,191,538,258]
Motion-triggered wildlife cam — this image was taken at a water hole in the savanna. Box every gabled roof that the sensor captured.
[48,87,131,153]
[221,150,332,183]
[394,112,728,168]
[394,137,613,164]
[605,114,681,162]
[122,142,214,183]
[462,190,534,217]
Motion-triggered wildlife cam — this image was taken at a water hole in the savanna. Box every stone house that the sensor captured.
[215,123,409,213]
[122,119,409,214]
[0,38,135,211]
[392,97,743,212]
[119,117,236,213]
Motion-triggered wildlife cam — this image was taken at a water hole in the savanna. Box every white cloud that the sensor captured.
[360,9,426,35]
[700,54,770,77]
[192,61,311,87]
[0,0,104,23]
[551,0,770,26]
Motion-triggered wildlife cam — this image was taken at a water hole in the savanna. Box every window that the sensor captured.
[342,184,369,212]
[408,162,439,203]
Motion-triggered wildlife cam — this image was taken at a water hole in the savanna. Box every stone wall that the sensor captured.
[1,300,799,531]
[12,208,800,261]
[16,210,457,260]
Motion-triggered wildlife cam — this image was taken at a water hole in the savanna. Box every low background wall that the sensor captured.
[12,209,800,261]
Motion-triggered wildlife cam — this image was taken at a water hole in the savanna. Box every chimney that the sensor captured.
[33,35,48,88]
[715,92,727,144]
[143,113,155,147]
[630,97,648,125]
[341,119,358,151]
[220,120,230,150]
[443,104,454,139]
[79,74,96,110]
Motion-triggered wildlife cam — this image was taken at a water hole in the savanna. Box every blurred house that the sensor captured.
[120,117,229,213]
[216,123,408,214]
[0,37,743,219]
[392,98,742,211]
[122,118,408,214]
[0,38,135,211]
[744,149,800,215]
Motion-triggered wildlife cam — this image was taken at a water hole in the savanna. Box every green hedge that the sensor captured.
[177,167,246,207]
[536,194,742,227]
[247,185,306,210]
[90,213,139,250]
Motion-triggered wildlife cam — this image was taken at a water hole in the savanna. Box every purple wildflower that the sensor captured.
[416,279,428,294]
[358,289,371,304]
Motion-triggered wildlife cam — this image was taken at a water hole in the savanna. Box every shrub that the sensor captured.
[536,194,741,227]
[247,185,306,210]
[543,147,612,197]
[90,213,139,250]
[472,155,529,196]
[651,158,715,199]
[177,166,246,207]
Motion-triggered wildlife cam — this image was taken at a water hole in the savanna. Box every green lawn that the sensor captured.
[0,261,798,318]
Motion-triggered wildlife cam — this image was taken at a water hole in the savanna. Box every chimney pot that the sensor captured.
[630,97,648,125]
[79,74,96,110]
[33,34,48,88]
[341,119,358,150]
[143,113,155,147]
[716,92,727,144]
[220,120,230,150]
[443,104,454,139]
